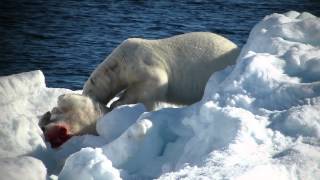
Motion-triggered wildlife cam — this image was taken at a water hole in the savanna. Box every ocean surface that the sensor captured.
[1,0,320,90]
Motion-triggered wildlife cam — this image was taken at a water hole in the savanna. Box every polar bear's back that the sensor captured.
[116,32,239,105]
[151,32,240,104]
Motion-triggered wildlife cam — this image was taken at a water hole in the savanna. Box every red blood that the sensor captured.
[45,125,72,148]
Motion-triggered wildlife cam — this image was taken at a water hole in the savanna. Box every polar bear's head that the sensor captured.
[82,72,118,106]
[39,94,108,148]
[82,54,125,106]
[82,69,113,105]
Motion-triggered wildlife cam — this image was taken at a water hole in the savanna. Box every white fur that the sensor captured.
[42,94,107,135]
[83,32,239,110]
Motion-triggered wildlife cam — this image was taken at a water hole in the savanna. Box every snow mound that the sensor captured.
[0,11,319,180]
[0,70,73,177]
[59,148,121,180]
[97,104,147,143]
[0,156,46,180]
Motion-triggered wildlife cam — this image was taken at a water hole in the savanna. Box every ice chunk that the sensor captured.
[269,104,320,138]
[0,70,45,105]
[102,118,153,167]
[97,104,146,142]
[0,70,74,174]
[59,148,121,180]
[0,156,47,180]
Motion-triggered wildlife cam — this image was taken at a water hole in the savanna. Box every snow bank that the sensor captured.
[157,11,320,179]
[158,11,320,179]
[0,70,74,178]
[0,11,319,180]
[59,148,121,180]
[0,156,47,180]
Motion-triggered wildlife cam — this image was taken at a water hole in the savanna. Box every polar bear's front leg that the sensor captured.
[111,68,168,111]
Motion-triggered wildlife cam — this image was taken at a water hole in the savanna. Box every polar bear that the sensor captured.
[83,32,239,110]
[40,32,239,148]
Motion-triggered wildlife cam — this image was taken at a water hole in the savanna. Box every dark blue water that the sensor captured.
[1,0,320,90]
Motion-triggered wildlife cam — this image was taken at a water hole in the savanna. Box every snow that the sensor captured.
[59,148,121,180]
[0,11,320,180]
[96,104,147,143]
[0,156,47,180]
